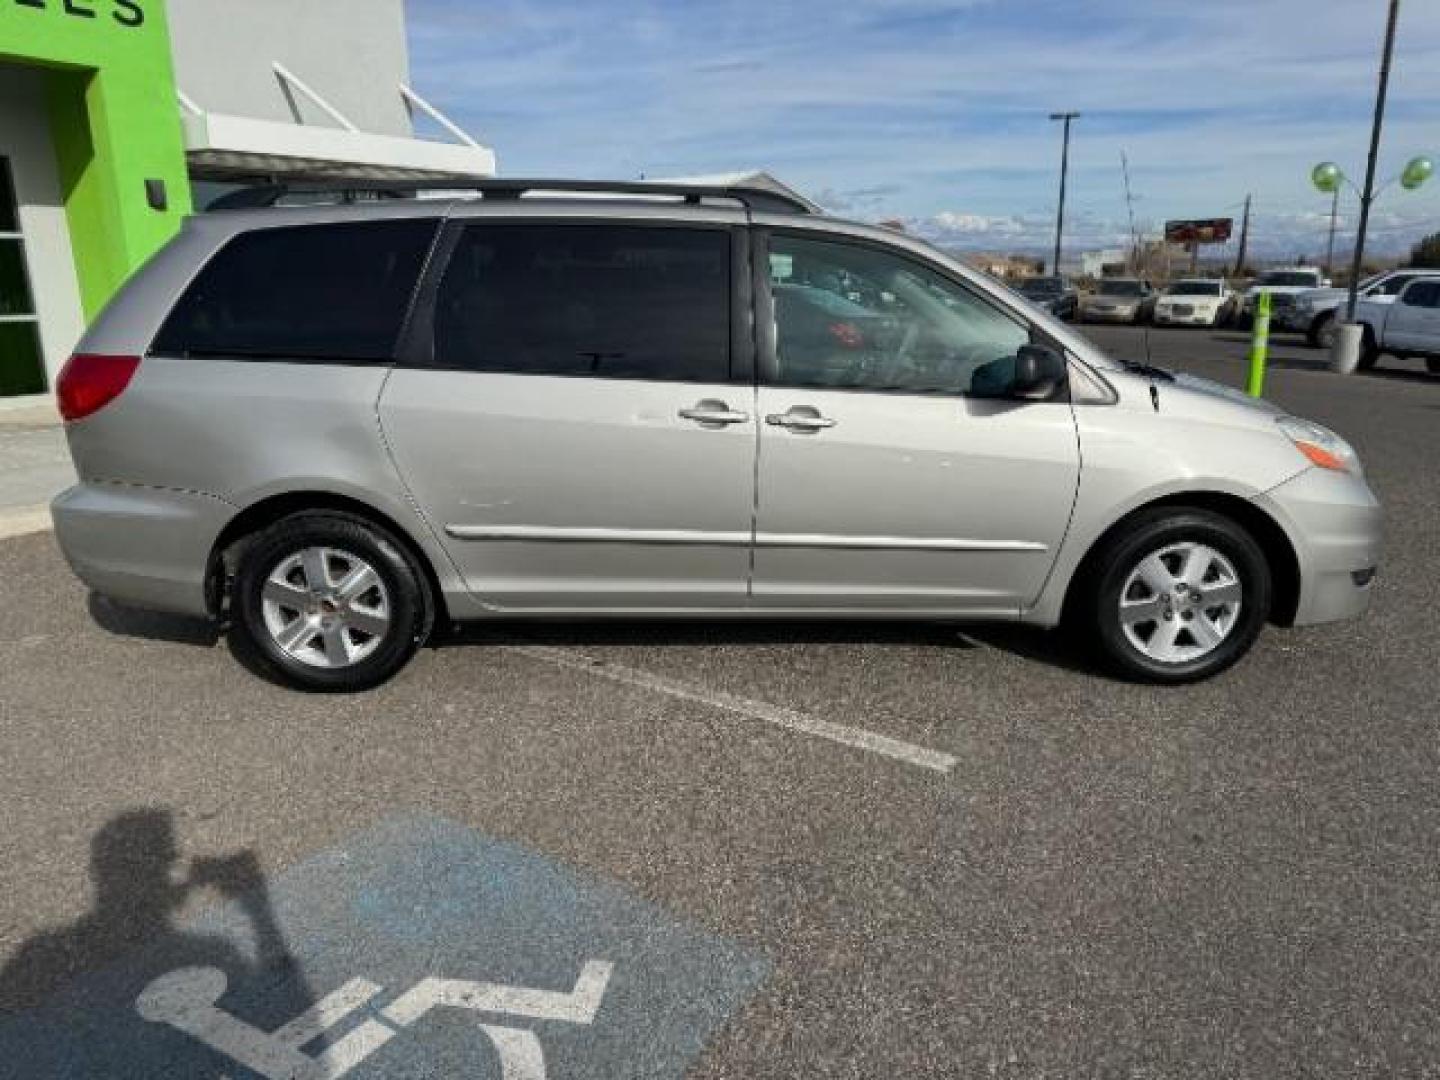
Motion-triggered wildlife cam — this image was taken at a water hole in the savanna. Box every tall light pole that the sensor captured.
[1049,111,1080,275]
[1311,0,1433,373]
[1323,185,1340,279]
[1345,0,1401,323]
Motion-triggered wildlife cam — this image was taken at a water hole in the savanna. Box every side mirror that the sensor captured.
[1011,344,1068,400]
[972,344,1067,400]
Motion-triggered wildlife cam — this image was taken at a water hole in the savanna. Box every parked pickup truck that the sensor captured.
[1239,267,1327,329]
[1278,268,1440,349]
[1354,277,1440,373]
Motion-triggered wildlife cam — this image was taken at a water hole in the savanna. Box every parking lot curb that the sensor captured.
[0,505,54,540]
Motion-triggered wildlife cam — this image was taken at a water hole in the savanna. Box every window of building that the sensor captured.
[432,223,731,382]
[0,156,47,396]
[766,233,1030,395]
[152,219,438,361]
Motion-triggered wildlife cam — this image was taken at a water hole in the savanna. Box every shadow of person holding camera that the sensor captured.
[0,808,315,1073]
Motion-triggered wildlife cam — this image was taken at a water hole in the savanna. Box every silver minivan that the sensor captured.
[51,179,1380,691]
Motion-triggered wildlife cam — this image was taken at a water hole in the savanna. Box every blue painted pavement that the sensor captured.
[0,813,769,1078]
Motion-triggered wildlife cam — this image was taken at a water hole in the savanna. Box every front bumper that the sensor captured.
[1080,305,1140,323]
[1272,307,1317,333]
[1255,467,1382,626]
[1154,307,1220,326]
[52,481,236,618]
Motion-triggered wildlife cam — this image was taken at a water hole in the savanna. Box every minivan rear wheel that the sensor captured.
[1079,508,1271,683]
[230,512,431,691]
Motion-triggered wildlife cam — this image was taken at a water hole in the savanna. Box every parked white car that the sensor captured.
[1354,277,1440,373]
[1240,268,1327,328]
[1153,280,1236,327]
[1279,269,1440,349]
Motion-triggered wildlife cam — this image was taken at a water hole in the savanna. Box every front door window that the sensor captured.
[0,157,46,396]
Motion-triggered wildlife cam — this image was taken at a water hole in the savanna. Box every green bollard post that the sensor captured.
[1247,289,1271,398]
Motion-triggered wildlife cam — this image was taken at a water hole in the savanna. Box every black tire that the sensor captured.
[1073,508,1272,684]
[1427,356,1440,375]
[229,511,433,692]
[1358,328,1381,371]
[1306,310,1335,349]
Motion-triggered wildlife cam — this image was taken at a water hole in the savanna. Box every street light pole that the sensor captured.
[1049,111,1080,275]
[1324,185,1339,279]
[1345,0,1402,322]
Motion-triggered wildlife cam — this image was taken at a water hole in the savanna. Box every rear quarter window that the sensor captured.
[152,219,438,361]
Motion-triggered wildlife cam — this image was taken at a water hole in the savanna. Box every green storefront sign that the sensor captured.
[1,0,190,321]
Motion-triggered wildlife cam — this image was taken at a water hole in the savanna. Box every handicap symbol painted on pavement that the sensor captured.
[136,958,613,1079]
[0,813,769,1078]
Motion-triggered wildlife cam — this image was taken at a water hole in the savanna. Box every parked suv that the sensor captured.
[1015,276,1078,321]
[52,179,1380,691]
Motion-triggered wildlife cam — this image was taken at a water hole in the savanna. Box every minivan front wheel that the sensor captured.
[1080,509,1271,683]
[231,512,431,691]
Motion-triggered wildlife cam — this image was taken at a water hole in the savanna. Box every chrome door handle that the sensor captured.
[765,410,837,431]
[679,400,750,426]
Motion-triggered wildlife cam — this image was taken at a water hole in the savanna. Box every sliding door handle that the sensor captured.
[765,408,837,431]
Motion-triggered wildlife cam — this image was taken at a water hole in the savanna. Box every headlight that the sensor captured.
[1277,416,1361,475]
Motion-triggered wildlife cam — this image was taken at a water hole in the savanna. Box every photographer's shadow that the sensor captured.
[0,809,314,1073]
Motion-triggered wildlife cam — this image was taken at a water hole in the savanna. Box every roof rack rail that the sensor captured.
[206,177,819,215]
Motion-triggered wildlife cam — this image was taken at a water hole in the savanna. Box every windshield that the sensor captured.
[1257,271,1320,287]
[1376,274,1419,296]
[1167,281,1223,297]
[1020,277,1063,295]
[1097,280,1144,297]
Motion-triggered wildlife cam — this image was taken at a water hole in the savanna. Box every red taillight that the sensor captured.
[56,354,141,422]
[827,321,865,348]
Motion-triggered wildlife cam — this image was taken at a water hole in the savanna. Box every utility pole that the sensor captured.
[1233,194,1251,277]
[1049,112,1080,275]
[1345,0,1402,321]
[1324,185,1340,278]
[1121,151,1141,273]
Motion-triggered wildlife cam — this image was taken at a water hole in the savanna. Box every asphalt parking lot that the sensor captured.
[1,326,1438,1078]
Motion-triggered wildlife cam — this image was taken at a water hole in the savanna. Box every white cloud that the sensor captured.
[407,0,1440,257]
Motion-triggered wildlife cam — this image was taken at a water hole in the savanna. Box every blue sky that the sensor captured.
[405,0,1440,259]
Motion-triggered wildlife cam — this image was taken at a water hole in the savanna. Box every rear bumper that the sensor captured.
[51,482,236,618]
[1255,468,1382,627]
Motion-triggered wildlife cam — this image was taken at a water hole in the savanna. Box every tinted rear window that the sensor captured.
[153,220,438,361]
[431,223,731,381]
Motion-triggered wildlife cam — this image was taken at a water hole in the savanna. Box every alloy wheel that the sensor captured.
[260,546,392,669]
[1118,541,1243,664]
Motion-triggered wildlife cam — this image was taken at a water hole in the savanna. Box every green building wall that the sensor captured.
[0,0,191,319]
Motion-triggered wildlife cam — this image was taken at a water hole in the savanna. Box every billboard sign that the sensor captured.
[1164,218,1233,245]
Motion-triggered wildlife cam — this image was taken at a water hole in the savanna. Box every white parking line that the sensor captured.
[505,643,957,775]
[0,504,53,540]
